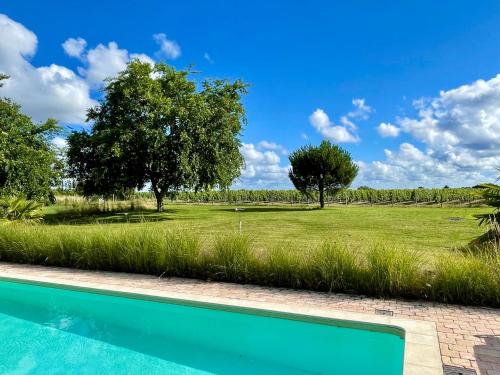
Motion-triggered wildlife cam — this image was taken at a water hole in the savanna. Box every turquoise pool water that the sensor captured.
[0,279,404,374]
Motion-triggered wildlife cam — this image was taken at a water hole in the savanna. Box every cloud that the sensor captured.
[356,142,491,188]
[348,98,373,119]
[309,109,359,143]
[0,14,157,124]
[377,122,400,137]
[52,136,68,149]
[309,98,373,143]
[0,14,96,123]
[236,142,291,188]
[398,75,500,155]
[358,75,500,187]
[258,140,288,155]
[78,42,129,87]
[68,41,154,88]
[130,53,155,65]
[153,33,181,60]
[203,52,214,64]
[339,116,356,129]
[301,133,309,140]
[62,37,87,59]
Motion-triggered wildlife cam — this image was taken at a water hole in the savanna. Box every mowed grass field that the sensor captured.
[42,203,486,254]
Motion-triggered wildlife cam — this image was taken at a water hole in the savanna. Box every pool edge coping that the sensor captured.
[0,272,443,375]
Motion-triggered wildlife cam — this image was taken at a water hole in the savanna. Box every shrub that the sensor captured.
[0,197,44,224]
[473,171,500,247]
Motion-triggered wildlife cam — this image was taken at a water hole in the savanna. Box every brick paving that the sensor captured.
[0,263,499,374]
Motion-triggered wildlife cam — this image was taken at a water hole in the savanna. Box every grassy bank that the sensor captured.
[0,225,498,307]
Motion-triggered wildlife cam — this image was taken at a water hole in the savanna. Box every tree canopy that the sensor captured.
[67,60,248,211]
[0,75,61,200]
[288,141,358,208]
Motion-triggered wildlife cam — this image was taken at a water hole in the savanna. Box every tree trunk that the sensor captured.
[150,175,165,213]
[319,175,325,209]
[155,192,164,212]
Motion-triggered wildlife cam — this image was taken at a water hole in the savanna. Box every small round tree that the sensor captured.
[288,141,358,208]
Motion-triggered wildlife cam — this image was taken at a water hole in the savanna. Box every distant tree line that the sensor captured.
[123,187,483,205]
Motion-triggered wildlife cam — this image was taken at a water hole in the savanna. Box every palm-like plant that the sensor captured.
[0,197,44,224]
[475,183,500,225]
[473,169,500,245]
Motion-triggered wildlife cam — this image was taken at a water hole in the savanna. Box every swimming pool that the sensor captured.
[0,278,407,374]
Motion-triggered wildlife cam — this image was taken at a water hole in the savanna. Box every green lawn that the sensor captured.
[43,203,486,254]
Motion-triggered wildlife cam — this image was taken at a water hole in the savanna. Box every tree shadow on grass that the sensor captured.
[214,206,319,213]
[43,209,176,225]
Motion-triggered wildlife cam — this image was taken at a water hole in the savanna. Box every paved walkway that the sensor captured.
[0,263,498,374]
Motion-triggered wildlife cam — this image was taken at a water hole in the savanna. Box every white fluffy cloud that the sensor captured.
[348,98,373,119]
[377,122,400,137]
[0,14,96,123]
[62,37,87,59]
[72,41,155,88]
[237,142,291,188]
[309,98,372,143]
[309,109,359,143]
[356,142,489,188]
[0,13,161,124]
[52,136,68,149]
[258,140,288,155]
[153,33,181,59]
[358,75,500,187]
[398,75,500,154]
[80,42,129,87]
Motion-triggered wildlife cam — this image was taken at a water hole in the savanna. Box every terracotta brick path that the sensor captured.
[0,263,499,374]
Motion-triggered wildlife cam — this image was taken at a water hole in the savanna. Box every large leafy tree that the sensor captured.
[289,141,358,208]
[67,61,247,212]
[0,75,61,200]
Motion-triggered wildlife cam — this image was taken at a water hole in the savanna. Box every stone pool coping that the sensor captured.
[0,264,442,374]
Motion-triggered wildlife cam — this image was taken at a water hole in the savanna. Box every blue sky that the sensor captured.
[2,1,500,188]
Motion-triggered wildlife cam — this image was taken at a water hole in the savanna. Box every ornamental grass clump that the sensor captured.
[309,241,360,292]
[0,224,49,264]
[210,233,255,282]
[431,250,500,306]
[263,244,307,288]
[364,244,424,298]
[156,231,202,278]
